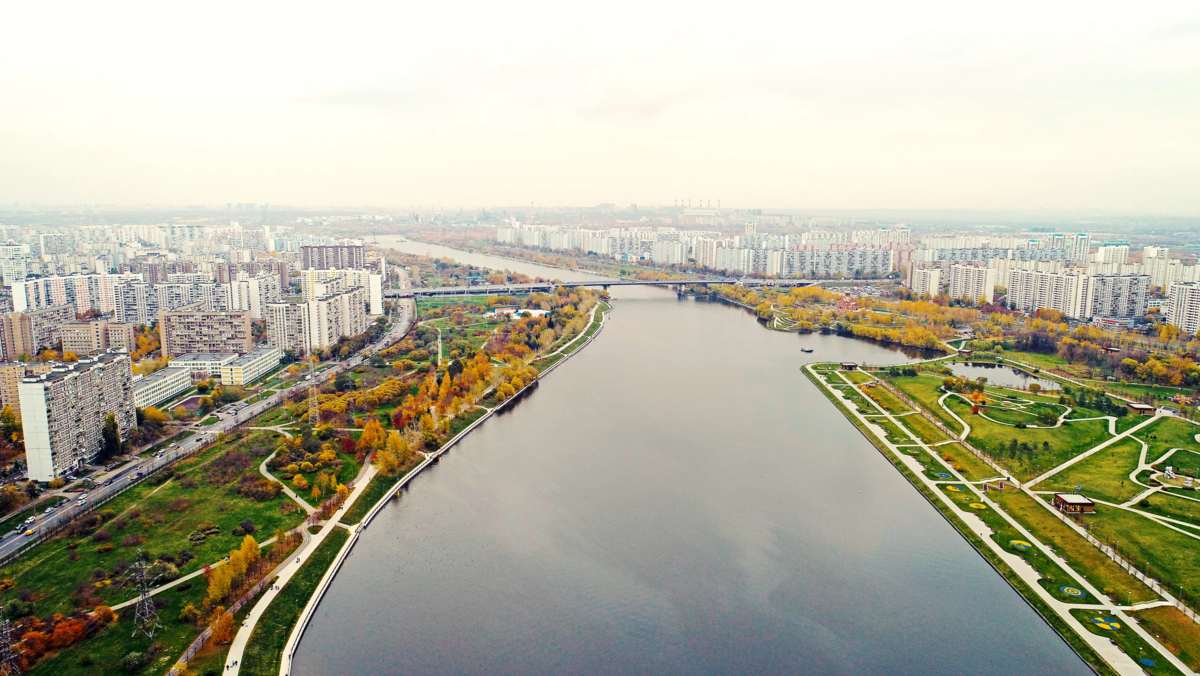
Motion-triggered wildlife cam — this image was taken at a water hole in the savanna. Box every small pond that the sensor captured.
[946,362,1060,391]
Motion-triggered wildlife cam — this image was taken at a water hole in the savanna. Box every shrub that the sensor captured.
[92,530,112,543]
[94,544,114,554]
[169,498,190,512]
[120,651,147,673]
[120,534,144,548]
[239,519,256,534]
[178,603,201,624]
[180,476,198,489]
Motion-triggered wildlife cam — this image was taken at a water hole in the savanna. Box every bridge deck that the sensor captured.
[384,278,818,298]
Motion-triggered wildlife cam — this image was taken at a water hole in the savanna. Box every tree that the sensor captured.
[178,603,201,624]
[101,413,121,460]
[240,535,260,569]
[0,405,21,441]
[141,406,168,426]
[357,419,385,452]
[210,608,234,644]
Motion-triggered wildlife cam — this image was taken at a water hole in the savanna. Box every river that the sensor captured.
[293,241,1089,675]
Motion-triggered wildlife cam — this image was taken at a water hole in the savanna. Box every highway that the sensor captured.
[0,291,414,565]
[383,276,818,298]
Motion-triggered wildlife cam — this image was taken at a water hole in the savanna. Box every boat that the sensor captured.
[801,348,813,353]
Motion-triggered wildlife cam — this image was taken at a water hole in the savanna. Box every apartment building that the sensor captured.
[1089,275,1150,320]
[949,265,997,304]
[221,346,281,386]
[19,352,136,481]
[266,286,367,357]
[132,367,191,409]
[107,323,136,353]
[301,244,364,270]
[59,319,111,355]
[0,304,76,361]
[1167,282,1200,335]
[1008,271,1093,319]
[0,362,53,416]
[911,267,942,297]
[159,303,253,357]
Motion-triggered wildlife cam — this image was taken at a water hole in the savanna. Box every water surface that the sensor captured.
[294,278,1088,675]
[946,361,1061,391]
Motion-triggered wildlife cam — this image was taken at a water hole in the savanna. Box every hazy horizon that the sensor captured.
[3,2,1199,214]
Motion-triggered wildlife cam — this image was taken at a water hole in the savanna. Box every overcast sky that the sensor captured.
[2,2,1199,213]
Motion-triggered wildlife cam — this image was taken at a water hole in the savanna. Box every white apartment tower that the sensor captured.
[948,265,997,304]
[911,267,941,297]
[1167,282,1200,335]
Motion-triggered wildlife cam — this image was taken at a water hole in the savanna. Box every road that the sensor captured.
[0,291,414,564]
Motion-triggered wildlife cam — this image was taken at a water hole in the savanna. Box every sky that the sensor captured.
[2,2,1199,213]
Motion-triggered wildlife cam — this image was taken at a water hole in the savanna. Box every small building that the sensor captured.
[132,367,191,409]
[1053,493,1095,514]
[1127,402,1156,416]
[221,346,281,386]
[840,362,858,371]
[168,353,239,383]
[958,349,974,357]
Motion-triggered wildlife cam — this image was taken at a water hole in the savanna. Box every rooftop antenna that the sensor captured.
[128,549,163,638]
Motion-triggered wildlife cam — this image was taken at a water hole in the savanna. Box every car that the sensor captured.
[24,516,35,525]
[78,493,88,501]
[170,442,178,447]
[11,526,21,533]
[23,529,35,537]
[44,506,55,514]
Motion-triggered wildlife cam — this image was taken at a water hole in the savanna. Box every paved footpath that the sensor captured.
[224,463,378,675]
[815,366,1193,676]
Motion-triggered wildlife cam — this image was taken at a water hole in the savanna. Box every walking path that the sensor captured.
[223,462,379,675]
[813,366,1192,675]
[110,536,279,611]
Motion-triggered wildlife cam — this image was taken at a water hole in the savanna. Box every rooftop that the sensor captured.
[132,367,187,390]
[169,353,239,364]
[1054,493,1095,505]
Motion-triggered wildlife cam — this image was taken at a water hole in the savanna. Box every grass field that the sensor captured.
[946,396,1112,480]
[1137,417,1200,464]
[1082,505,1200,606]
[1040,437,1145,504]
[1138,493,1200,530]
[1069,609,1186,675]
[887,375,965,435]
[239,528,350,676]
[988,489,1160,604]
[0,431,306,616]
[934,442,998,481]
[1132,606,1200,672]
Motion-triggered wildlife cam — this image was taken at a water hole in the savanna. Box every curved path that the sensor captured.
[817,367,1189,675]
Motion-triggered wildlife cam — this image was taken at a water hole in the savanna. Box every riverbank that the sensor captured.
[807,363,1200,675]
[240,299,612,676]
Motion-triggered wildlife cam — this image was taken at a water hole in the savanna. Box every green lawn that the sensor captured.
[1069,609,1185,676]
[1132,606,1200,673]
[947,396,1112,480]
[894,411,950,445]
[934,442,999,481]
[1136,493,1200,530]
[239,528,350,676]
[199,416,220,426]
[939,485,1101,604]
[886,375,964,435]
[1137,417,1200,464]
[0,431,307,617]
[1082,504,1200,608]
[989,489,1159,604]
[1039,437,1145,504]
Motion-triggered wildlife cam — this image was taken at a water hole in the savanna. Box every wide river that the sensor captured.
[294,238,1089,675]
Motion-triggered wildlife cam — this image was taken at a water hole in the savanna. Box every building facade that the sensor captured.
[221,346,281,386]
[159,305,253,357]
[132,367,191,409]
[19,352,136,481]
[301,244,364,270]
[1167,282,1200,335]
[948,265,996,304]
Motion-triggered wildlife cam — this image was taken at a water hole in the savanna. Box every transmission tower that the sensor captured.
[307,358,319,426]
[127,549,162,638]
[0,616,22,676]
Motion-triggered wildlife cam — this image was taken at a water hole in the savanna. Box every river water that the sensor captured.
[294,240,1089,676]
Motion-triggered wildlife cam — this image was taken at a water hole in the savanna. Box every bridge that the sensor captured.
[383,277,818,298]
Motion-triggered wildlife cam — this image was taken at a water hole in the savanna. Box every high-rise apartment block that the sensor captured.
[0,362,53,416]
[59,319,113,355]
[949,265,996,304]
[910,267,942,297]
[1007,271,1093,319]
[19,352,136,481]
[1089,275,1150,320]
[1167,282,1200,335]
[301,244,364,270]
[159,303,253,357]
[266,286,367,357]
[0,305,76,362]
